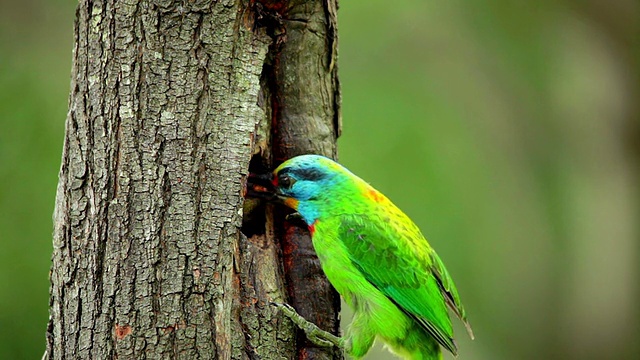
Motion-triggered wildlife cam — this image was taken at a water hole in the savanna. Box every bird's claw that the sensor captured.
[271,302,345,349]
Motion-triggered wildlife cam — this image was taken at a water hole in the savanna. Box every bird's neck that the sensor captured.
[296,189,364,226]
[297,201,321,226]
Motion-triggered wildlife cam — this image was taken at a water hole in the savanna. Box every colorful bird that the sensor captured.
[249,154,473,360]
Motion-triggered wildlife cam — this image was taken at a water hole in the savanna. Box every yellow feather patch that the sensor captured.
[283,197,299,209]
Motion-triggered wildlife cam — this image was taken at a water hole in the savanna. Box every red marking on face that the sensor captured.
[309,220,318,236]
[367,188,384,203]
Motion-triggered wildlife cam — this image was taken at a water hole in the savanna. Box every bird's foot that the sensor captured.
[271,302,347,350]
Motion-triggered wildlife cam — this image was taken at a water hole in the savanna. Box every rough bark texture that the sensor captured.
[266,1,342,360]
[46,0,340,359]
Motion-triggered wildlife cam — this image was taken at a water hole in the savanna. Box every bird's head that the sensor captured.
[247,154,354,225]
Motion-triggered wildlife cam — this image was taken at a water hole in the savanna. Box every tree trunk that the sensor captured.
[45,0,341,359]
[269,0,342,358]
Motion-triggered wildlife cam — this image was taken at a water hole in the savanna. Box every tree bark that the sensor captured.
[267,1,342,360]
[45,0,341,359]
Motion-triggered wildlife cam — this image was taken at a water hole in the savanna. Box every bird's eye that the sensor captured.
[278,174,295,189]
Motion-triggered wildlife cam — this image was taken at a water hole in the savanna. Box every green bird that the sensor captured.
[249,154,473,360]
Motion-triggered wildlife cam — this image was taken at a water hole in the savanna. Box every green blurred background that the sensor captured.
[0,0,637,359]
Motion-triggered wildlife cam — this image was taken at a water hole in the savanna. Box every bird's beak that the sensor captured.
[246,172,277,200]
[246,171,300,210]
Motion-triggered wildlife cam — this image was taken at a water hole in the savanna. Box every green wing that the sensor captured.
[430,250,474,339]
[337,213,472,354]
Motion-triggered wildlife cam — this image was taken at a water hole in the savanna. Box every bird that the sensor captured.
[248,154,473,360]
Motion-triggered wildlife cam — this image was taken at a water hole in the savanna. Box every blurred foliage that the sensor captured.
[0,0,637,359]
